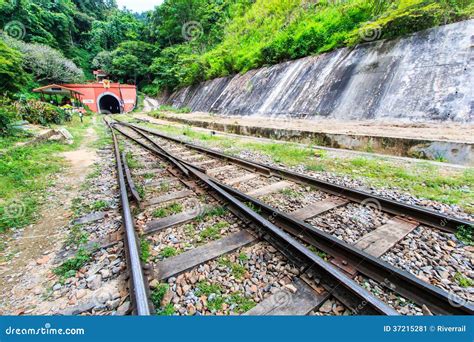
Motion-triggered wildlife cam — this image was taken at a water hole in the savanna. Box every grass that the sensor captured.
[155,105,192,114]
[195,281,224,311]
[199,221,228,240]
[196,206,227,221]
[152,202,183,218]
[66,224,89,248]
[195,281,255,313]
[160,246,177,259]
[140,237,151,263]
[280,188,302,198]
[228,293,256,313]
[453,272,473,288]
[53,247,91,281]
[125,152,141,169]
[134,122,474,214]
[150,283,176,316]
[309,245,328,261]
[455,225,473,246]
[218,257,246,279]
[0,115,95,232]
[183,223,195,236]
[90,200,109,211]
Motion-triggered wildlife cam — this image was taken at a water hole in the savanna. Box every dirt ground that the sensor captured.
[0,124,98,314]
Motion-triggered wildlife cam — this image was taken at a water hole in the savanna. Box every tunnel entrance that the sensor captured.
[98,94,121,114]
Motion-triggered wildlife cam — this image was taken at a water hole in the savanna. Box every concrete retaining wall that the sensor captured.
[163,20,473,123]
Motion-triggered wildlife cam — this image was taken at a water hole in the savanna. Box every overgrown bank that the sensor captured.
[0,115,104,232]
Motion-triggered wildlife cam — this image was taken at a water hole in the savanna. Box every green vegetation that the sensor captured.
[125,152,141,169]
[195,281,255,313]
[280,188,302,198]
[138,122,474,214]
[140,237,151,263]
[228,293,256,313]
[455,225,473,246]
[453,272,473,288]
[195,281,224,311]
[151,283,176,315]
[196,206,228,221]
[0,116,93,232]
[160,246,178,259]
[53,247,91,280]
[309,245,328,261]
[199,221,228,240]
[218,257,247,279]
[146,0,472,93]
[152,202,183,218]
[157,105,192,114]
[66,224,89,248]
[90,200,109,211]
[2,0,471,100]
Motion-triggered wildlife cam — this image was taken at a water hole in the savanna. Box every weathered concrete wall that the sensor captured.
[163,20,473,122]
[162,115,473,165]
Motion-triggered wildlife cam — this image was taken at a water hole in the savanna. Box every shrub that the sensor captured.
[3,35,84,84]
[14,100,71,126]
[0,97,20,136]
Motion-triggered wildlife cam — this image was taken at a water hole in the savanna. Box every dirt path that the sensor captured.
[0,121,98,314]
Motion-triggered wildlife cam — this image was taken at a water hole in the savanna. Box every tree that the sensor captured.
[91,50,113,73]
[6,36,84,84]
[0,39,28,94]
[109,41,155,83]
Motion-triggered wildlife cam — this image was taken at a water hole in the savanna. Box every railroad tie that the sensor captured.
[225,173,259,186]
[144,205,214,234]
[291,197,349,221]
[244,278,328,315]
[145,190,194,206]
[246,181,292,197]
[354,216,419,257]
[206,165,235,177]
[155,230,257,280]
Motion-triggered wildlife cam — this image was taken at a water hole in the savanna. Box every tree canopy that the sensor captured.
[0,0,472,97]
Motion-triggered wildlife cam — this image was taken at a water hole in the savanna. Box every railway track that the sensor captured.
[107,118,473,316]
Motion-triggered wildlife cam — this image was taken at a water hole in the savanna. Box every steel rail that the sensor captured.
[115,121,473,315]
[209,179,474,315]
[109,124,151,315]
[111,122,398,315]
[123,121,473,234]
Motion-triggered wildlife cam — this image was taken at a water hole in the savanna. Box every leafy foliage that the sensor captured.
[0,40,28,94]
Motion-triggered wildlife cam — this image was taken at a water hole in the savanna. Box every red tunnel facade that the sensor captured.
[62,83,137,113]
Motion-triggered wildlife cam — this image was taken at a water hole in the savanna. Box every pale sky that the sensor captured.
[116,0,163,13]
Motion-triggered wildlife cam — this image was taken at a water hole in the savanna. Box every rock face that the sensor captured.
[163,20,473,122]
